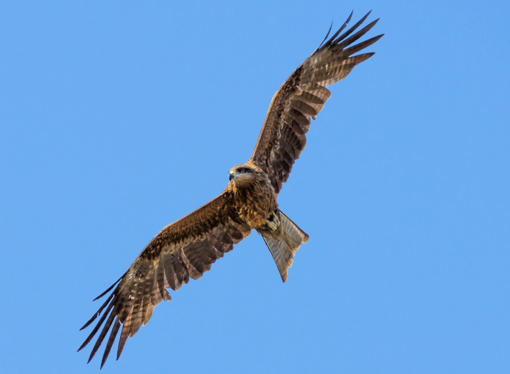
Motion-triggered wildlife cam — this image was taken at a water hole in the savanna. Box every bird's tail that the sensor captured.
[260,210,309,282]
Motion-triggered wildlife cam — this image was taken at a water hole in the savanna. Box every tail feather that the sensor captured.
[279,211,309,244]
[261,210,309,282]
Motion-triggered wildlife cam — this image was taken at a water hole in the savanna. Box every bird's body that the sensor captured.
[228,163,278,229]
[79,11,383,368]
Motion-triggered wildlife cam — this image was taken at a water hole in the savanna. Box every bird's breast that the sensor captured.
[234,179,277,229]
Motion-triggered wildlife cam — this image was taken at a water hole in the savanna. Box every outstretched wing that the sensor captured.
[250,11,383,194]
[78,191,250,368]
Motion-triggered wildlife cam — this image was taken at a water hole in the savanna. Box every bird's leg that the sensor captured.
[265,211,280,231]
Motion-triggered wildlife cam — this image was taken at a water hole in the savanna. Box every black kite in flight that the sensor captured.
[79,11,383,368]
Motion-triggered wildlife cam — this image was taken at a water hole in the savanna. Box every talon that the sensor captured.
[273,212,280,226]
[265,220,277,231]
[265,212,280,231]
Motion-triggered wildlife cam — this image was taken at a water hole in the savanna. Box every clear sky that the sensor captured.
[1,1,509,373]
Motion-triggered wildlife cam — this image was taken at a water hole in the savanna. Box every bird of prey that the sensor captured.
[79,11,383,368]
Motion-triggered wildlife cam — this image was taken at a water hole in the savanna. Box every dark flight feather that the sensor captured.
[79,192,250,367]
[250,11,383,194]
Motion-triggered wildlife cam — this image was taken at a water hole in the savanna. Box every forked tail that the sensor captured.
[260,210,309,282]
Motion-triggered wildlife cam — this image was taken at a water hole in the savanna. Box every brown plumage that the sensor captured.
[79,11,383,368]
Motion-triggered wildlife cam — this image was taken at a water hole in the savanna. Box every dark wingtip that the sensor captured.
[101,318,121,368]
[347,10,354,22]
[79,318,93,331]
[93,288,111,302]
[318,21,334,49]
[331,10,372,46]
[80,292,115,331]
[87,356,93,364]
[93,276,123,301]
[322,10,354,48]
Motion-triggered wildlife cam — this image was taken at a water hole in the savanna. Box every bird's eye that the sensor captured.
[237,168,244,173]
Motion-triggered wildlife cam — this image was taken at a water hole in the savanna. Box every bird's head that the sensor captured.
[228,164,257,186]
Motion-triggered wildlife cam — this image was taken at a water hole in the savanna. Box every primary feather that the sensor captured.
[251,11,383,193]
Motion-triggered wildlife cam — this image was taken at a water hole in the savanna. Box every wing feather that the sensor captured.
[116,314,131,360]
[250,11,383,193]
[79,191,251,367]
[101,317,120,368]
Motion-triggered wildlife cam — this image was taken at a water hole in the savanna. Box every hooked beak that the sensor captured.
[229,172,235,181]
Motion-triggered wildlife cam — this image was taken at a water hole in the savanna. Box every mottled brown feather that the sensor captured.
[78,191,251,367]
[250,11,383,194]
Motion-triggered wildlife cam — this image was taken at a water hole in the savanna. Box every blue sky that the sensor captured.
[1,1,509,373]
